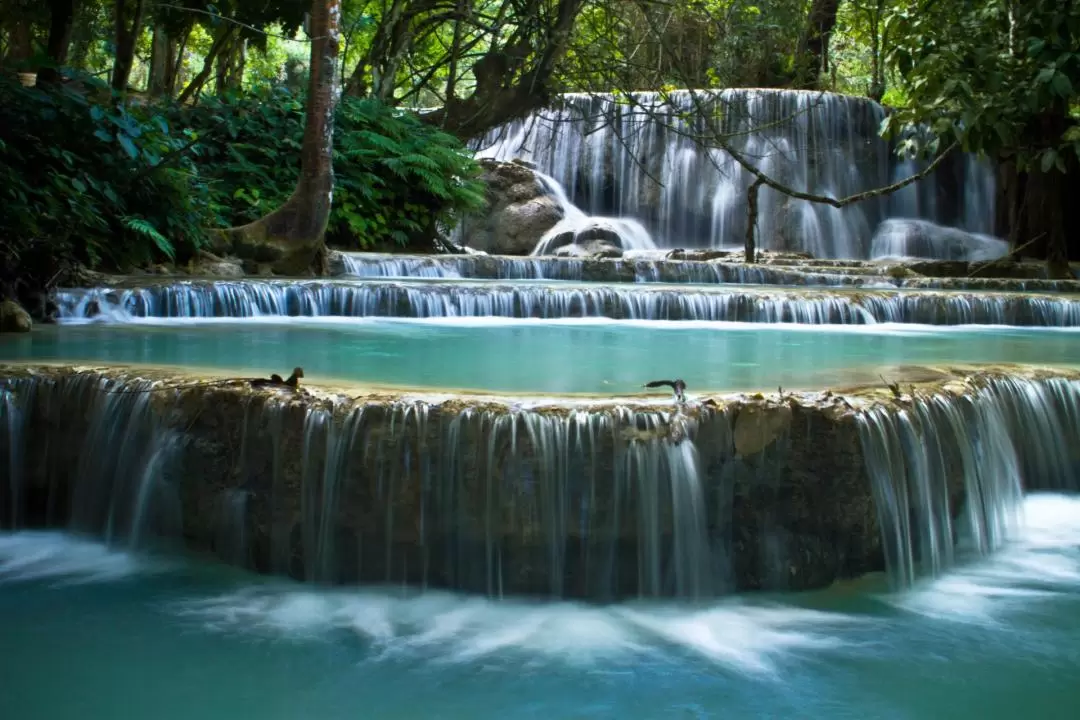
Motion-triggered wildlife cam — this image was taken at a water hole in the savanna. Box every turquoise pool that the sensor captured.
[1,493,1078,720]
[2,318,1079,393]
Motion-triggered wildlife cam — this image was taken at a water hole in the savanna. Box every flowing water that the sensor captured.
[3,319,1079,393]
[54,280,1080,326]
[474,90,996,257]
[6,85,1080,718]
[329,253,1080,291]
[1,492,1079,719]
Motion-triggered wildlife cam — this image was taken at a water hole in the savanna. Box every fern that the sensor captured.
[121,215,176,260]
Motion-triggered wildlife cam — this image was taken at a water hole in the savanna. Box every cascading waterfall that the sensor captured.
[1,383,22,527]
[869,219,1009,261]
[336,252,875,285]
[856,376,1080,589]
[0,374,182,544]
[474,89,996,258]
[330,252,1080,289]
[4,369,1079,598]
[530,170,658,254]
[55,281,1080,327]
[0,372,717,600]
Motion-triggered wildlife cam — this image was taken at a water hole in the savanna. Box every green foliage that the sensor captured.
[0,72,213,297]
[180,88,485,248]
[882,0,1080,171]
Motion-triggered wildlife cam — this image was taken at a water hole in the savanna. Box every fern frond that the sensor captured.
[121,215,176,259]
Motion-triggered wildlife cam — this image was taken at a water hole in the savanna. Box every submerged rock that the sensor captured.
[457,159,565,255]
[0,300,31,333]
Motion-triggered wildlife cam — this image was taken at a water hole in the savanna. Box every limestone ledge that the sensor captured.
[2,362,1078,599]
[68,251,1080,295]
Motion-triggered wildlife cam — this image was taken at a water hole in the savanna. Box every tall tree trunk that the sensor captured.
[40,0,78,83]
[994,109,1074,278]
[2,16,34,68]
[177,23,235,104]
[793,0,841,89]
[112,0,147,93]
[148,23,169,96]
[215,36,247,94]
[212,0,342,275]
[165,24,192,97]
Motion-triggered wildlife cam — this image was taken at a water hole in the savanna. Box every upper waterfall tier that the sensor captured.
[329,252,1080,292]
[2,365,1078,599]
[473,90,995,258]
[54,280,1080,327]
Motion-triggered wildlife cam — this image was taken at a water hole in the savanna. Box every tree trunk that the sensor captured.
[793,0,841,89]
[423,0,586,139]
[2,16,34,68]
[994,110,1076,278]
[177,23,236,104]
[40,0,78,83]
[215,37,247,94]
[148,23,169,96]
[165,25,191,97]
[112,0,147,93]
[211,0,342,275]
[745,178,764,263]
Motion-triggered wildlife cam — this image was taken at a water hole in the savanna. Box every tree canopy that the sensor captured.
[0,0,1077,298]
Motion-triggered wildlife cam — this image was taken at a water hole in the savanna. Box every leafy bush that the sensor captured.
[0,77,484,307]
[0,72,213,299]
[180,88,485,249]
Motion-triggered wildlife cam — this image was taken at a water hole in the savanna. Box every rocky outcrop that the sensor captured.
[457,159,565,255]
[3,364,1076,598]
[0,300,32,333]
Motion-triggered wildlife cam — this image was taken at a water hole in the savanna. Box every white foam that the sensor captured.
[168,587,863,674]
[0,531,163,586]
[891,493,1080,623]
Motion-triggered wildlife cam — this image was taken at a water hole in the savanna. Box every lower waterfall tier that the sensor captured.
[2,365,1077,600]
[56,280,1080,327]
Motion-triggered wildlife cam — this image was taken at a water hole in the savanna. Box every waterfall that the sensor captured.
[4,368,1078,598]
[530,169,658,254]
[870,219,1009,261]
[0,371,719,600]
[1,383,23,527]
[328,252,1080,289]
[0,374,182,545]
[474,89,995,258]
[56,281,1080,327]
[856,376,1080,589]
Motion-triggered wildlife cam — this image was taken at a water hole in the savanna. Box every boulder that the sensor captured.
[192,251,246,278]
[0,299,32,333]
[458,159,565,255]
[553,239,624,258]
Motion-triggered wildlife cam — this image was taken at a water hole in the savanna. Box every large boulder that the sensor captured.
[458,159,565,255]
[0,299,32,333]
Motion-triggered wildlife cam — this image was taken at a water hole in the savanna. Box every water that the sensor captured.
[329,253,1080,292]
[3,319,1079,393]
[54,279,1080,326]
[1,492,1079,719]
[474,89,995,257]
[870,218,1010,262]
[4,365,1077,600]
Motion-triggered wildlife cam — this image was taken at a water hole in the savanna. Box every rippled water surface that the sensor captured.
[1,493,1078,720]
